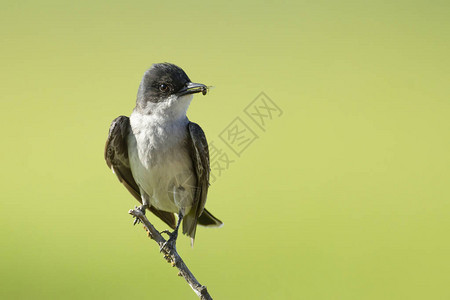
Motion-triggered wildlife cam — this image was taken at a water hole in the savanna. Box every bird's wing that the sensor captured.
[105,116,176,229]
[183,122,211,239]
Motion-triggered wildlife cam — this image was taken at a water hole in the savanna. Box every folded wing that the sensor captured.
[183,122,223,242]
[105,116,176,229]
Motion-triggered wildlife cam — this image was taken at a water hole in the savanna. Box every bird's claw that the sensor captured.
[160,239,175,253]
[160,231,178,253]
[132,205,146,225]
[160,230,171,236]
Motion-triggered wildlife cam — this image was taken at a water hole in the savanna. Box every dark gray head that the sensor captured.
[136,63,207,107]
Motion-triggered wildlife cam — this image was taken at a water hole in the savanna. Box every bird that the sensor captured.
[105,63,222,249]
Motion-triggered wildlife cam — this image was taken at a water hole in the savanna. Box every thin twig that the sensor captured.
[128,208,213,300]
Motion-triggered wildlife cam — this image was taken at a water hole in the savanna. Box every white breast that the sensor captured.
[128,110,196,213]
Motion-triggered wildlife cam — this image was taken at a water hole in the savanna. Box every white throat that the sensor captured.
[136,94,193,124]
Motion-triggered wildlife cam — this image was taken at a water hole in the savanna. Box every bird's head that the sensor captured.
[135,63,207,119]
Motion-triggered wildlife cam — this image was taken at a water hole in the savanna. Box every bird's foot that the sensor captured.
[160,230,179,253]
[160,230,171,236]
[132,205,146,225]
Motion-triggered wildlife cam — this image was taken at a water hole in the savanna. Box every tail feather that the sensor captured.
[182,212,198,241]
[198,208,223,227]
[182,208,223,245]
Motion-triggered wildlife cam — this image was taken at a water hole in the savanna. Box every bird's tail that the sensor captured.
[182,208,223,246]
[198,208,223,227]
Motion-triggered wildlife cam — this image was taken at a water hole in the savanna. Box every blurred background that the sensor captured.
[1,0,449,299]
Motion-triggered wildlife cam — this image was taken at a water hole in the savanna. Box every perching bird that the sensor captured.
[105,63,222,248]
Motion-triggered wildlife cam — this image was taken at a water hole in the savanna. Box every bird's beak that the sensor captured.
[177,82,208,96]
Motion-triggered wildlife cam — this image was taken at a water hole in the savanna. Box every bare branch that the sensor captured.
[128,208,213,300]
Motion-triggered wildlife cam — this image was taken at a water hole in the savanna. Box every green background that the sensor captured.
[1,0,449,299]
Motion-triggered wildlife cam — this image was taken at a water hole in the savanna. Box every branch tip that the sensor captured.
[128,207,213,299]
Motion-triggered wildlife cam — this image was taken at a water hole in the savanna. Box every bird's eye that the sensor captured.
[159,84,169,92]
